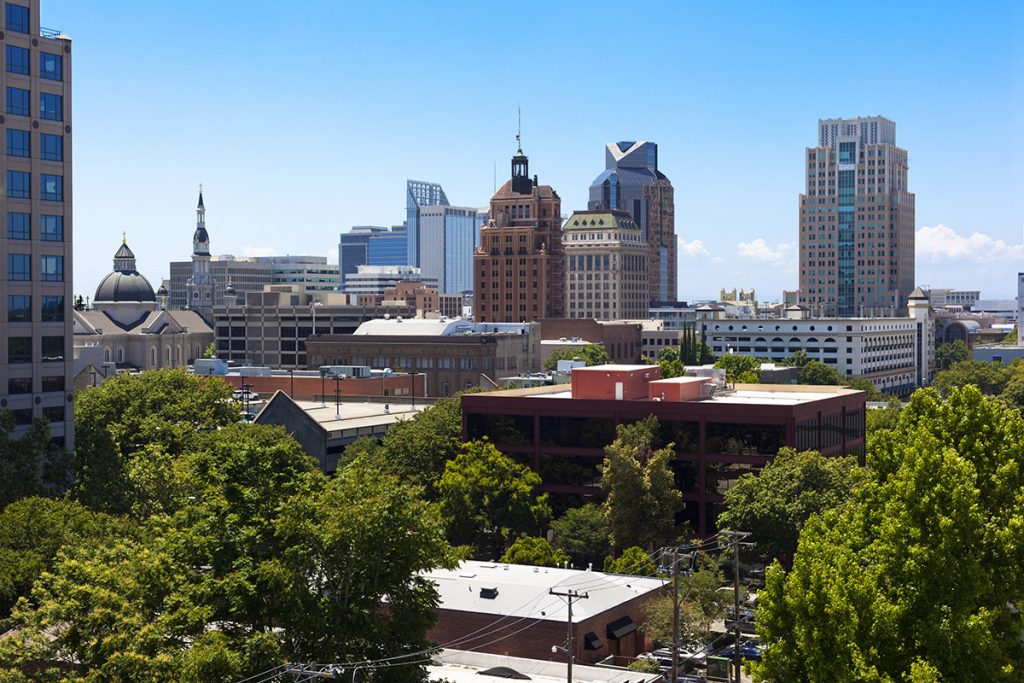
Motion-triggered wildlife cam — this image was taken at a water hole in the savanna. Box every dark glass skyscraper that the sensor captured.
[589,141,676,303]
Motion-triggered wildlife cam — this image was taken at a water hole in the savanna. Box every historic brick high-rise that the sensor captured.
[589,141,675,303]
[474,144,562,322]
[798,117,915,317]
[0,0,73,448]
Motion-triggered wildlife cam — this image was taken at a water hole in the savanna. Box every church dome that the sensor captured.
[93,235,157,303]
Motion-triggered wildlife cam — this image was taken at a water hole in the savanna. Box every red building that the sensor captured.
[462,365,865,535]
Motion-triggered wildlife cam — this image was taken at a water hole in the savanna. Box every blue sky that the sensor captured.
[56,0,1023,302]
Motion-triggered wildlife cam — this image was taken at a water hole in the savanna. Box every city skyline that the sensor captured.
[56,0,1023,301]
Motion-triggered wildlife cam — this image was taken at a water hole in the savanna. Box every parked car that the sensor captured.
[232,389,259,401]
[715,639,763,662]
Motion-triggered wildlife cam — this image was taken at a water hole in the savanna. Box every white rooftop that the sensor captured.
[423,560,664,623]
[353,318,530,337]
[265,398,426,433]
[430,649,659,683]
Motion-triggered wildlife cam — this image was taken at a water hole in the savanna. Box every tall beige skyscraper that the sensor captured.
[798,117,915,317]
[564,209,649,320]
[0,0,73,448]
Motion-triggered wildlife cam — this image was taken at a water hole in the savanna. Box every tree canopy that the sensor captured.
[644,552,731,648]
[601,417,682,552]
[754,386,1024,682]
[714,354,762,383]
[543,344,609,371]
[935,340,970,370]
[499,536,569,568]
[0,413,68,509]
[602,546,658,576]
[717,447,867,561]
[797,359,847,386]
[549,502,610,569]
[437,440,550,558]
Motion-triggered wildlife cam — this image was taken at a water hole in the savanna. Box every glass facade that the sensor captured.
[39,52,61,81]
[5,86,28,116]
[5,4,28,33]
[39,92,61,121]
[6,128,29,157]
[366,227,408,266]
[837,168,856,316]
[7,211,29,239]
[6,45,28,75]
[40,133,61,161]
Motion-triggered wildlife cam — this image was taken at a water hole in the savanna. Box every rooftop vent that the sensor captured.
[480,587,499,599]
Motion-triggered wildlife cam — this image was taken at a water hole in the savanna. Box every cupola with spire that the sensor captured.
[94,234,157,303]
[193,184,210,256]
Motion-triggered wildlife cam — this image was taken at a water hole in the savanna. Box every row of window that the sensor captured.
[8,374,64,394]
[7,212,63,240]
[6,129,63,160]
[7,294,63,321]
[5,45,63,80]
[7,253,64,280]
[8,334,64,363]
[5,87,62,120]
[6,170,63,200]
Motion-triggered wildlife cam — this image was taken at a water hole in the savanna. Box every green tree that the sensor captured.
[797,359,847,385]
[543,344,609,371]
[644,552,731,648]
[930,359,1011,396]
[71,369,239,514]
[866,397,903,435]
[754,386,1024,682]
[549,503,611,568]
[717,448,867,561]
[601,417,682,552]
[602,546,658,576]
[0,498,120,618]
[437,440,550,558]
[779,349,810,368]
[714,354,762,383]
[935,339,970,370]
[654,346,687,379]
[846,377,885,401]
[202,342,216,359]
[0,413,68,509]
[1003,326,1018,344]
[366,394,466,496]
[274,459,456,679]
[499,536,569,567]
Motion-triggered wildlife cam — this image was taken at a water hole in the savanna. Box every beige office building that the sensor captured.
[799,116,915,317]
[0,0,73,447]
[564,209,648,320]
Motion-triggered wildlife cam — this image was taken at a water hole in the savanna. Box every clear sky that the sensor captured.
[54,0,1023,302]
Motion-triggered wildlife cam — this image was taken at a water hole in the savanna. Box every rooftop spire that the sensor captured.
[197,183,205,209]
[516,105,522,154]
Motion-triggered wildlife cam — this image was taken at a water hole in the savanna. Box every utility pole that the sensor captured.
[670,548,680,683]
[550,588,588,683]
[719,530,751,683]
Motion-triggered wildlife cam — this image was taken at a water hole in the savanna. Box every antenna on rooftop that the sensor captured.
[516,105,522,153]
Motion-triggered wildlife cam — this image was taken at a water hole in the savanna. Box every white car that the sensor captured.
[233,389,259,401]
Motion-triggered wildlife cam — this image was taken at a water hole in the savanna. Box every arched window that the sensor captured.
[117,347,124,363]
[151,347,157,367]
[104,347,110,362]
[165,347,171,366]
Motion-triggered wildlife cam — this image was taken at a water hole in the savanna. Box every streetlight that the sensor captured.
[410,371,415,409]
[334,376,341,419]
[320,367,326,407]
[288,368,294,397]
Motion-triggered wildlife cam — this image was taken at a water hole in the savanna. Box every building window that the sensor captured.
[41,375,64,392]
[7,294,30,321]
[40,174,61,201]
[41,294,62,321]
[5,86,28,116]
[7,211,29,239]
[8,253,30,280]
[39,92,62,121]
[8,377,31,393]
[5,4,28,33]
[5,44,28,75]
[40,133,61,161]
[6,169,29,199]
[6,128,29,157]
[40,254,63,281]
[40,214,62,241]
[42,406,64,422]
[39,52,61,81]
[41,335,63,362]
[8,336,31,363]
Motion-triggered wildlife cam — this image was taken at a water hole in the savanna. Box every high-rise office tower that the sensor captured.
[564,209,649,320]
[474,144,562,322]
[589,141,675,303]
[799,116,915,317]
[405,180,483,295]
[0,0,73,448]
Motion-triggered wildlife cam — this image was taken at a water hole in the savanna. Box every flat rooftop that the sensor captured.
[430,650,659,683]
[483,382,861,406]
[423,560,664,623]
[257,396,426,432]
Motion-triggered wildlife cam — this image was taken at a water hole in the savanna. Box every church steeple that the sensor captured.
[112,233,137,273]
[193,184,209,256]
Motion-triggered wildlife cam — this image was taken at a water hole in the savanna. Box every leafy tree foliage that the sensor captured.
[0,413,68,509]
[602,546,658,576]
[499,536,569,567]
[778,349,809,368]
[550,502,611,568]
[797,359,847,386]
[935,339,970,370]
[845,377,884,401]
[644,552,731,648]
[71,369,239,514]
[437,440,550,558]
[866,397,903,436]
[543,343,609,371]
[360,394,466,497]
[755,386,1024,682]
[714,354,762,383]
[601,417,682,552]
[0,498,122,618]
[717,448,867,561]
[930,359,1011,396]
